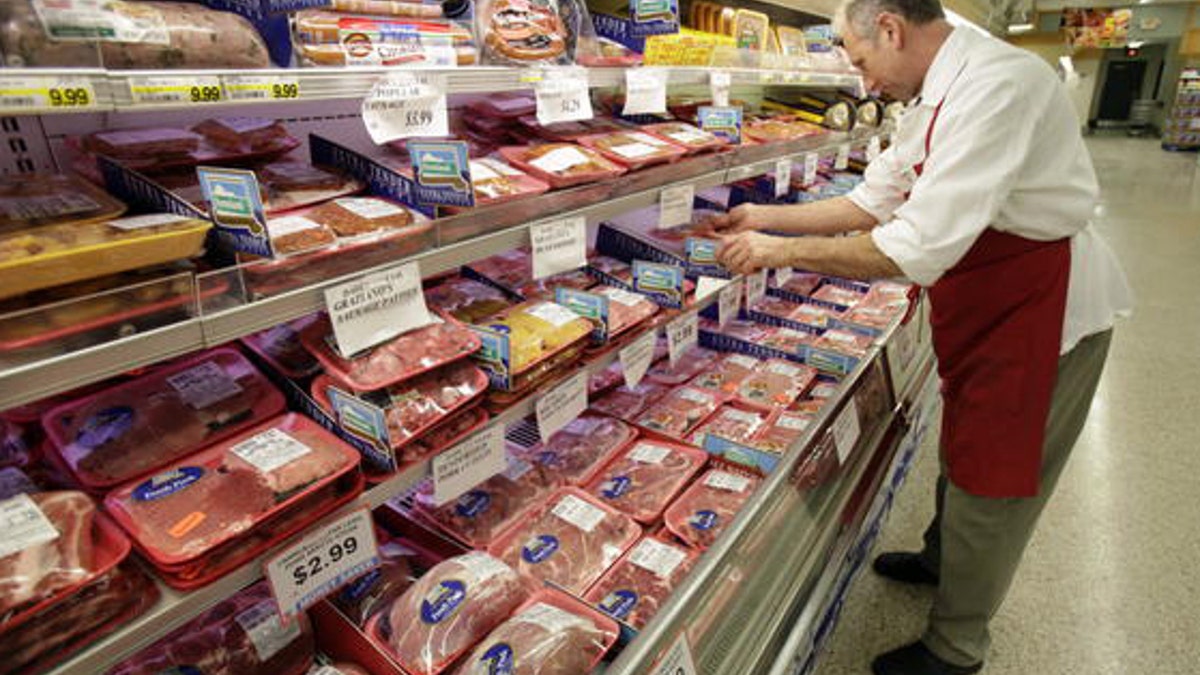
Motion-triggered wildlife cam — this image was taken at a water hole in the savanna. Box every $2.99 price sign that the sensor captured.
[265,509,380,618]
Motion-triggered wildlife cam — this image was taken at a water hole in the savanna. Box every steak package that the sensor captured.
[509,415,635,486]
[752,412,813,455]
[736,359,818,410]
[589,381,671,419]
[688,405,768,447]
[109,582,315,675]
[645,347,722,385]
[585,441,706,523]
[452,590,620,675]
[43,348,286,491]
[414,458,557,548]
[498,144,627,189]
[368,552,529,675]
[577,131,688,170]
[584,536,698,630]
[664,469,762,549]
[812,329,874,358]
[332,539,424,627]
[634,386,722,440]
[240,315,323,380]
[489,488,642,595]
[104,413,362,587]
[690,354,762,395]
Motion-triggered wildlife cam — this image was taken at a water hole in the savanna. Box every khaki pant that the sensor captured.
[917,329,1114,667]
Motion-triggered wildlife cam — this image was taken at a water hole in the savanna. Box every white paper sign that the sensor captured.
[831,398,862,465]
[774,158,792,198]
[867,136,882,162]
[107,213,191,231]
[432,424,507,506]
[667,311,699,367]
[660,183,695,229]
[803,152,819,185]
[324,262,432,357]
[746,269,767,306]
[776,266,794,286]
[531,216,587,280]
[620,329,657,389]
[652,633,699,675]
[535,67,593,125]
[624,67,668,115]
[694,275,730,302]
[0,494,59,559]
[265,509,380,618]
[835,143,851,171]
[719,279,742,328]
[361,72,448,144]
[710,71,731,108]
[536,370,589,443]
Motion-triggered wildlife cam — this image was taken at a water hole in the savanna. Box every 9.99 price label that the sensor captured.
[130,75,224,106]
[265,509,380,618]
[0,76,96,112]
[224,75,301,102]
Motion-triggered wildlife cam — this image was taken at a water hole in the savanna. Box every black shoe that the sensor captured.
[872,552,939,586]
[872,641,982,675]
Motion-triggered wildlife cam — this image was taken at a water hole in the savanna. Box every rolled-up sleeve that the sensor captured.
[847,145,907,223]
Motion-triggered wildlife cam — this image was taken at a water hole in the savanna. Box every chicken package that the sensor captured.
[577,131,689,170]
[736,359,818,410]
[109,582,314,675]
[241,315,323,380]
[332,539,421,627]
[635,386,722,440]
[425,277,513,323]
[498,144,627,189]
[301,313,481,392]
[453,590,620,675]
[645,347,722,385]
[690,354,761,395]
[293,11,478,67]
[775,271,823,297]
[589,381,671,419]
[585,440,706,523]
[810,283,865,309]
[509,415,635,486]
[43,348,286,491]
[0,173,125,232]
[664,469,762,549]
[752,411,813,454]
[368,552,529,675]
[640,122,729,155]
[812,329,874,358]
[475,300,593,374]
[414,458,558,548]
[688,405,768,447]
[584,536,698,629]
[490,488,642,595]
[104,414,361,586]
[469,157,552,207]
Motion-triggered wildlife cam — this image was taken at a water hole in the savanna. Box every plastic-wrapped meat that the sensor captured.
[490,489,641,595]
[593,286,659,335]
[776,272,823,297]
[240,315,322,380]
[585,441,705,523]
[584,537,697,629]
[332,540,419,626]
[498,144,627,189]
[464,249,533,293]
[402,407,490,464]
[736,359,817,410]
[688,406,768,447]
[752,412,813,454]
[842,303,902,331]
[664,470,762,550]
[748,295,803,319]
[813,329,874,358]
[690,354,761,395]
[761,327,818,354]
[578,131,688,170]
[510,416,634,486]
[645,347,722,385]
[589,381,670,419]
[192,118,289,153]
[372,552,528,675]
[415,459,557,548]
[864,280,913,306]
[810,284,865,308]
[478,300,592,373]
[789,303,841,328]
[516,269,597,302]
[588,256,633,286]
[588,361,625,394]
[0,492,101,622]
[425,278,512,323]
[349,361,488,447]
[635,386,721,439]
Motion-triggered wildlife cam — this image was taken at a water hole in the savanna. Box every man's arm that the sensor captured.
[702,196,879,236]
[718,231,903,280]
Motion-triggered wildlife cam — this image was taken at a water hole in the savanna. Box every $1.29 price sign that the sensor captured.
[265,509,380,618]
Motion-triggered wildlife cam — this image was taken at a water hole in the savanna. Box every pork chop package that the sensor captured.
[585,440,706,524]
[588,381,671,419]
[508,415,635,486]
[489,488,642,595]
[690,354,763,395]
[368,552,530,675]
[688,405,769,448]
[399,407,491,466]
[752,412,813,455]
[241,314,323,380]
[104,413,362,588]
[452,590,620,675]
[634,386,723,440]
[413,458,558,548]
[301,313,481,393]
[109,582,315,675]
[645,347,723,385]
[664,469,762,549]
[584,536,698,630]
[735,359,818,410]
[811,329,874,359]
[43,347,286,491]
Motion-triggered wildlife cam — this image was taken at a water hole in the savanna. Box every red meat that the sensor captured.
[594,286,658,335]
[810,283,865,308]
[645,348,722,385]
[635,386,721,439]
[752,412,813,454]
[415,460,557,548]
[510,416,634,486]
[664,470,762,550]
[690,354,761,395]
[812,329,874,358]
[332,540,418,626]
[588,381,670,419]
[585,442,705,523]
[585,537,697,629]
[736,359,817,410]
[0,491,98,621]
[688,406,768,447]
[776,272,823,297]
[452,598,617,675]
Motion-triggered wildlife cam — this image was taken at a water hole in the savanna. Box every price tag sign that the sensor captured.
[624,67,668,115]
[324,262,432,357]
[867,135,882,162]
[694,275,729,302]
[746,269,767,306]
[660,183,694,229]
[831,398,862,465]
[432,424,507,506]
[803,152,819,185]
[531,216,587,280]
[0,75,96,112]
[224,74,301,102]
[620,329,657,388]
[667,311,698,367]
[651,633,698,675]
[536,370,589,443]
[774,158,792,198]
[887,318,918,397]
[835,143,851,171]
[718,278,742,328]
[535,67,593,125]
[129,76,223,105]
[265,509,380,618]
[775,266,794,286]
[362,72,448,144]
[710,70,731,107]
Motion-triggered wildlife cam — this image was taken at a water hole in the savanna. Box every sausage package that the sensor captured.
[477,0,599,66]
[498,144,627,189]
[413,458,558,548]
[293,11,478,67]
[585,440,706,523]
[509,415,635,486]
[584,536,698,630]
[664,469,762,550]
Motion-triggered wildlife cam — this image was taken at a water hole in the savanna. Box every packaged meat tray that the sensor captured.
[577,131,689,170]
[736,359,818,410]
[810,283,865,309]
[752,412,813,454]
[498,144,627,189]
[584,536,698,630]
[518,269,598,302]
[301,313,481,393]
[812,329,874,358]
[367,552,529,675]
[590,381,671,419]
[664,469,762,549]
[0,213,211,300]
[256,162,366,215]
[293,11,478,66]
[469,157,552,207]
[645,347,722,385]
[109,582,314,675]
[489,488,642,595]
[510,415,635,486]
[690,353,762,395]
[425,277,513,323]
[385,406,489,469]
[760,326,819,354]
[452,589,620,674]
[842,303,904,332]
[585,440,706,523]
[472,300,593,385]
[464,249,595,300]
[240,315,323,380]
[414,458,557,548]
[589,285,660,338]
[0,173,126,232]
[192,118,290,154]
[470,93,537,119]
[43,347,286,491]
[301,197,418,238]
[775,271,823,297]
[332,538,425,627]
[640,122,729,155]
[477,0,572,65]
[688,405,768,447]
[104,413,362,586]
[588,360,626,395]
[322,0,447,18]
[635,386,722,439]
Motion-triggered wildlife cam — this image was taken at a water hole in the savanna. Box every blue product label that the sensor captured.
[159,667,203,675]
[133,467,205,502]
[420,579,467,624]
[455,490,493,519]
[521,534,560,564]
[339,568,382,603]
[74,406,135,448]
[409,140,475,208]
[326,386,396,472]
[469,326,513,390]
[556,288,610,341]
[479,643,515,675]
[633,260,684,306]
[598,589,639,619]
[698,106,743,144]
[685,237,719,265]
[600,475,633,499]
[97,157,205,220]
[197,166,273,258]
[690,509,720,531]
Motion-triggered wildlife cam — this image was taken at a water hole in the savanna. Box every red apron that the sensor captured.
[913,96,1071,498]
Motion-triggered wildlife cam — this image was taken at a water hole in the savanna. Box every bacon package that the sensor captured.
[664,469,762,550]
[490,488,642,595]
[736,359,818,410]
[690,354,762,395]
[589,381,671,419]
[635,386,722,439]
[585,440,706,524]
[192,117,290,154]
[688,405,768,447]
[43,348,285,491]
[369,552,529,675]
[498,144,627,189]
[241,315,323,380]
[414,458,557,548]
[577,131,688,170]
[640,122,729,155]
[510,415,635,486]
[585,537,698,630]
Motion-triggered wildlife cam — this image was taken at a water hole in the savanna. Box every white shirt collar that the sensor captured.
[917,27,972,106]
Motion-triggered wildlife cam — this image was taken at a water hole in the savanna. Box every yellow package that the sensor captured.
[734,9,769,50]
[775,25,807,56]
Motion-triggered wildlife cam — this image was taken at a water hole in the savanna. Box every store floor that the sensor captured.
[813,136,1200,675]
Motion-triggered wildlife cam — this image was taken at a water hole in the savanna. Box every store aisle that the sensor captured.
[814,137,1200,675]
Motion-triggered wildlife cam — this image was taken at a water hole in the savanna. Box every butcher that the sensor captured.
[709,1,1133,673]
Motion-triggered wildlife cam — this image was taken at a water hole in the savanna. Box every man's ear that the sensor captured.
[877,12,905,50]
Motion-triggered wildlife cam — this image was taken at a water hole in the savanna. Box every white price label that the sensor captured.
[630,442,671,464]
[361,72,448,144]
[652,633,699,675]
[432,424,507,506]
[746,269,767,307]
[552,493,606,533]
[107,213,191,231]
[265,509,380,618]
[704,470,752,493]
[231,428,312,475]
[710,71,731,108]
[0,494,58,559]
[235,600,302,662]
[324,262,432,357]
[620,329,657,389]
[774,158,792,198]
[166,361,243,410]
[659,183,695,229]
[835,143,851,171]
[624,67,668,115]
[129,75,222,105]
[867,136,882,162]
[535,67,593,125]
[667,312,699,367]
[719,279,742,328]
[629,538,687,578]
[831,398,862,465]
[803,152,819,185]
[531,216,587,280]
[0,75,96,112]
[775,266,794,286]
[694,275,730,302]
[536,370,589,443]
[223,74,300,102]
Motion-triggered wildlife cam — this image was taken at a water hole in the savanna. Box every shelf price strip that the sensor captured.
[129,75,224,105]
[223,74,302,102]
[0,76,96,112]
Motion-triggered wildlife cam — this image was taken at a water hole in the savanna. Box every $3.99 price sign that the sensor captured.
[265,509,380,618]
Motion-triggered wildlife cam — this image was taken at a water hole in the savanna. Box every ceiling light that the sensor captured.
[1008,22,1035,34]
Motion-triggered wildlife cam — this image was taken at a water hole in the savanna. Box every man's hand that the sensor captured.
[697,203,770,235]
[718,231,790,275]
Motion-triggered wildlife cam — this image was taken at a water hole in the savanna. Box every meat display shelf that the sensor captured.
[0,65,862,115]
[0,126,887,411]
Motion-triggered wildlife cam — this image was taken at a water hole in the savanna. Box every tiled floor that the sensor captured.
[814,137,1200,674]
